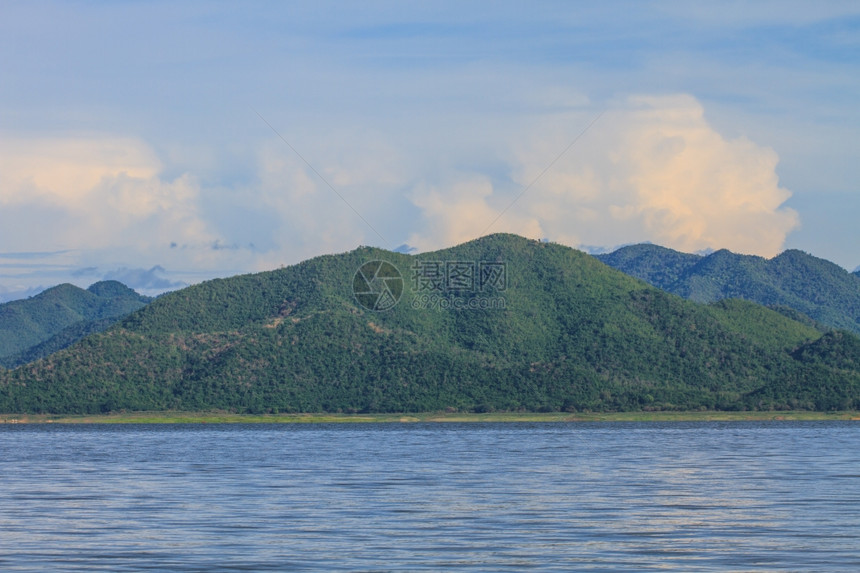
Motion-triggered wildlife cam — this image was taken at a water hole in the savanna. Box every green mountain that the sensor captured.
[0,281,151,368]
[597,245,860,334]
[2,234,859,414]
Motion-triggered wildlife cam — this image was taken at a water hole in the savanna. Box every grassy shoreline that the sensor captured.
[1,410,858,424]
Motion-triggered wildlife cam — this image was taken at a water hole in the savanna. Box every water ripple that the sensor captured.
[1,422,859,571]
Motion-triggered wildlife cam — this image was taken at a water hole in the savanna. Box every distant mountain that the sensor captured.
[594,244,701,286]
[597,245,860,334]
[0,281,151,368]
[2,234,859,415]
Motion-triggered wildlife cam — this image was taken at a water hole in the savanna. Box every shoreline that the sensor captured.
[1,410,858,424]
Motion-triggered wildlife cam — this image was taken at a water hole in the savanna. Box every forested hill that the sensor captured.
[597,245,860,334]
[2,234,860,415]
[0,281,151,368]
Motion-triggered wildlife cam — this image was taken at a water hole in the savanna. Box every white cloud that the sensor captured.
[0,136,160,205]
[243,131,420,268]
[0,129,416,294]
[408,94,799,257]
[2,1,858,271]
[599,94,799,255]
[406,175,543,251]
[0,94,807,297]
[0,134,219,283]
[249,139,388,266]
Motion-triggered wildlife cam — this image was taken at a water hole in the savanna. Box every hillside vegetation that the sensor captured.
[0,281,151,368]
[2,235,859,414]
[597,245,860,334]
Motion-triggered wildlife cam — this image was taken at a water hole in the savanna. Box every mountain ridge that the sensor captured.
[2,234,858,414]
[597,244,860,334]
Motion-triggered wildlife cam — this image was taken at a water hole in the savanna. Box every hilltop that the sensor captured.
[2,234,859,414]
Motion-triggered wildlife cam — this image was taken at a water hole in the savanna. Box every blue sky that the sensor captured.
[1,1,859,299]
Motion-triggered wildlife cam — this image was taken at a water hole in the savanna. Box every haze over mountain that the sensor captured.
[2,235,859,415]
[0,281,151,369]
[597,245,860,335]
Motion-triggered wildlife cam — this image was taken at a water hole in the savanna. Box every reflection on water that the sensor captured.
[1,422,858,571]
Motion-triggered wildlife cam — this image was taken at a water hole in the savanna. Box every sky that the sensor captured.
[1,1,859,300]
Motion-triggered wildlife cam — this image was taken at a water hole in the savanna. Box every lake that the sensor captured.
[1,422,858,571]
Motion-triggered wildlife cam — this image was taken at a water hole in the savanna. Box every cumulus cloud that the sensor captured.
[408,94,799,257]
[245,133,413,267]
[0,134,224,272]
[0,129,413,294]
[0,135,213,252]
[613,95,798,255]
[0,134,235,297]
[406,176,543,251]
[0,94,802,297]
[0,136,160,205]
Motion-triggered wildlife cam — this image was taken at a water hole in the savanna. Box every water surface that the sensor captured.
[1,422,858,571]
